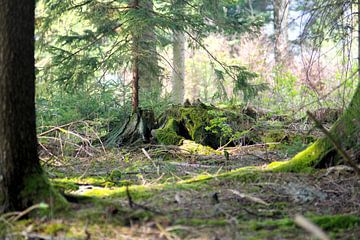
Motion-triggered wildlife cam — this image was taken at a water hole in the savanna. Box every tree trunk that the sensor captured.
[130,0,160,111]
[131,0,140,113]
[132,55,140,113]
[138,0,161,99]
[0,0,65,213]
[172,30,186,104]
[273,0,289,65]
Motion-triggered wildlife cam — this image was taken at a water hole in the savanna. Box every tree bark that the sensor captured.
[172,30,186,104]
[273,0,289,65]
[130,0,160,111]
[131,0,140,113]
[0,0,65,213]
[132,55,140,113]
[138,0,161,99]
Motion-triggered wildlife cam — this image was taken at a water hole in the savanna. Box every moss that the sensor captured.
[180,107,211,144]
[21,172,68,213]
[248,214,360,233]
[175,218,227,226]
[269,85,360,172]
[156,118,184,145]
[44,223,67,235]
[261,129,287,143]
[222,168,262,182]
[266,139,332,172]
[157,105,254,149]
[108,169,122,181]
[249,217,294,230]
[52,179,79,192]
[311,215,360,231]
[178,174,213,184]
[79,185,158,200]
[180,140,220,155]
[52,177,107,187]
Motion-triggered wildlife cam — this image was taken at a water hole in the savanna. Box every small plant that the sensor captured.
[205,110,233,147]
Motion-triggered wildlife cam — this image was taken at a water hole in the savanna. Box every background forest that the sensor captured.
[35,0,357,127]
[1,0,360,239]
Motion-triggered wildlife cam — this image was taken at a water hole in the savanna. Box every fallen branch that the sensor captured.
[228,189,269,206]
[294,214,330,240]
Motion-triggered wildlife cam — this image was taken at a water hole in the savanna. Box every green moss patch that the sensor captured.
[266,139,332,173]
[180,140,220,155]
[175,218,227,226]
[249,214,360,233]
[155,118,184,145]
[21,172,68,212]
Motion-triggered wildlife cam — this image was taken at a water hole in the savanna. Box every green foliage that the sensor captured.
[205,110,233,146]
[296,0,353,46]
[214,65,267,103]
[36,79,131,128]
[35,0,264,111]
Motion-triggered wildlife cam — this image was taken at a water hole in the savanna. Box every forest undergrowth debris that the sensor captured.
[6,107,356,239]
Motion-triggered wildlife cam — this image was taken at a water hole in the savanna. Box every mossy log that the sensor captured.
[269,84,360,172]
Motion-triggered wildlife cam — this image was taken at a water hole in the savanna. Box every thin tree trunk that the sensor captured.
[131,0,140,113]
[0,0,65,213]
[273,0,289,65]
[172,30,185,104]
[132,56,140,113]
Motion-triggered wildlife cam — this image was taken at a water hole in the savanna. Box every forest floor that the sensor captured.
[3,121,360,240]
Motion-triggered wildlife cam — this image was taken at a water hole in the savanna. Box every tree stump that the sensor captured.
[105,108,157,146]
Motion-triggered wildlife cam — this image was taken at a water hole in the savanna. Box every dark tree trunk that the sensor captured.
[132,53,140,113]
[0,0,65,213]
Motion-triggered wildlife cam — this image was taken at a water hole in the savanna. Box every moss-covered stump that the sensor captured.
[153,104,254,149]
